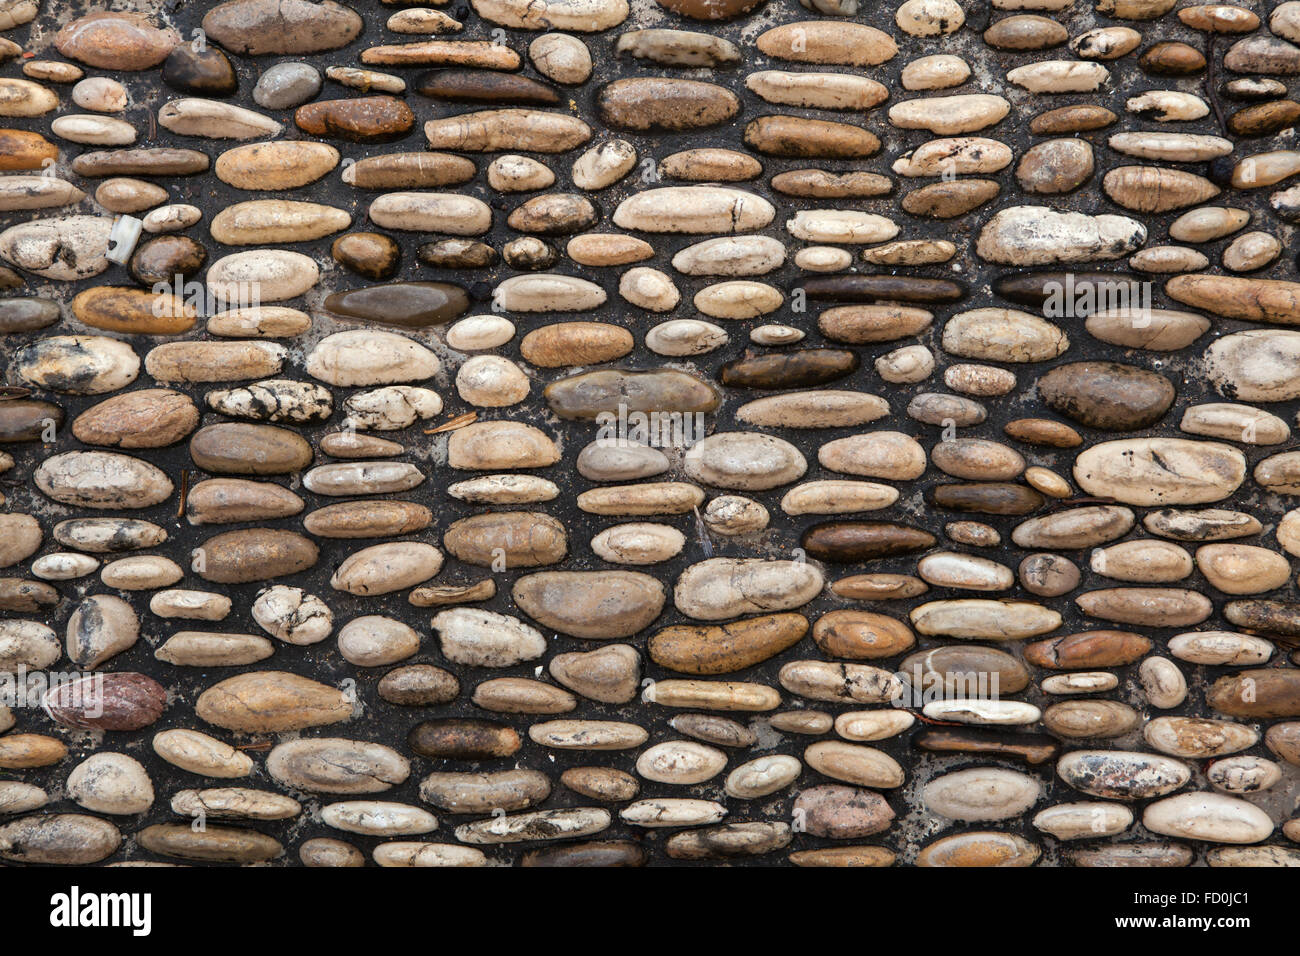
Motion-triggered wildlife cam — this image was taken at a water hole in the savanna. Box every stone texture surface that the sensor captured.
[1,0,1299,875]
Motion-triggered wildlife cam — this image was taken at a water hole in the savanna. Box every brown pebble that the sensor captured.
[1140,41,1207,74]
[295,96,415,142]
[813,611,915,659]
[72,389,198,448]
[194,529,319,584]
[196,671,351,733]
[744,115,880,159]
[0,734,68,769]
[408,718,522,759]
[1004,418,1083,447]
[379,664,460,706]
[560,767,640,802]
[1024,631,1153,669]
[901,179,999,218]
[1229,100,1300,136]
[332,232,400,280]
[44,672,166,731]
[598,78,739,132]
[1030,105,1117,134]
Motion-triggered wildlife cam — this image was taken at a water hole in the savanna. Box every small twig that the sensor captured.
[1205,34,1226,135]
[235,741,273,752]
[424,411,478,434]
[910,711,965,726]
[177,469,188,519]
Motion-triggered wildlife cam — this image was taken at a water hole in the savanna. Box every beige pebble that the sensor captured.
[446,315,514,351]
[901,54,971,90]
[1144,716,1259,758]
[1041,672,1119,695]
[833,710,914,741]
[917,553,1014,592]
[636,741,727,785]
[1168,630,1274,665]
[889,94,1011,134]
[155,631,274,667]
[143,203,202,233]
[338,616,419,667]
[72,76,128,112]
[1223,231,1280,272]
[1091,540,1193,583]
[529,33,591,84]
[619,267,679,311]
[51,114,136,146]
[158,98,281,139]
[493,273,606,312]
[896,0,965,36]
[1144,793,1272,844]
[1127,90,1209,121]
[672,236,785,276]
[780,480,898,516]
[1007,60,1109,92]
[924,767,1041,820]
[1169,206,1249,242]
[693,280,782,318]
[455,356,529,407]
[818,432,926,480]
[1140,656,1188,709]
[1196,544,1290,594]
[101,554,183,590]
[795,246,852,272]
[613,186,774,233]
[787,209,898,244]
[1072,26,1142,59]
[152,729,252,778]
[806,741,904,788]
[875,344,933,384]
[1130,245,1209,273]
[745,70,887,110]
[591,523,685,565]
[571,139,635,190]
[1034,802,1133,840]
[487,154,555,192]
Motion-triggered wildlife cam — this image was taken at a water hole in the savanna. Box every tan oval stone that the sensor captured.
[215,141,339,190]
[197,671,352,733]
[1197,544,1292,594]
[1073,438,1246,505]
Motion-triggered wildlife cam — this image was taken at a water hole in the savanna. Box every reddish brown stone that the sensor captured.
[295,96,415,142]
[1024,630,1152,669]
[55,12,180,71]
[43,673,166,731]
[72,390,199,449]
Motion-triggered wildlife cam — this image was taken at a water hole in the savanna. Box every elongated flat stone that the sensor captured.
[599,78,738,132]
[756,22,897,66]
[978,206,1146,264]
[719,350,858,390]
[648,614,807,675]
[545,369,720,420]
[802,522,936,562]
[513,571,665,638]
[613,187,774,233]
[324,282,468,329]
[1074,438,1246,504]
[424,109,590,152]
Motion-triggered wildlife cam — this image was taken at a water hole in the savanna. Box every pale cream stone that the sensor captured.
[901,54,971,90]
